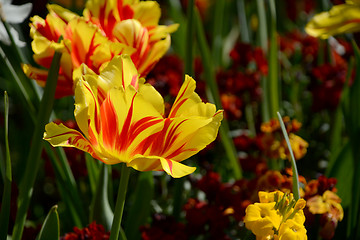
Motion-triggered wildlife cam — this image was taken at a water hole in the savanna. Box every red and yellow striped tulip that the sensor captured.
[24,0,177,98]
[43,55,223,178]
[305,0,360,39]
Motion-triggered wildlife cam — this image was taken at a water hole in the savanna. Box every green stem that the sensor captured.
[0,92,12,240]
[277,112,300,200]
[237,0,250,43]
[194,8,242,179]
[185,0,195,76]
[212,0,225,67]
[256,0,270,121]
[12,46,62,240]
[109,163,131,240]
[268,0,280,118]
[256,0,268,53]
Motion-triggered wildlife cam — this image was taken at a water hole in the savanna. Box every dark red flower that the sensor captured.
[61,222,109,240]
[310,62,348,111]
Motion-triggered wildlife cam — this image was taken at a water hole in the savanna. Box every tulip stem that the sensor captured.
[109,163,131,240]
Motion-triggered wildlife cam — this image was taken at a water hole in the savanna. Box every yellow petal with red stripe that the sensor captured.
[43,122,100,160]
[305,4,360,39]
[128,155,196,178]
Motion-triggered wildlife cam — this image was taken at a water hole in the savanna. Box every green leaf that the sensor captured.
[12,41,62,240]
[124,172,154,239]
[277,112,300,200]
[327,142,352,208]
[267,0,280,119]
[90,163,113,231]
[0,92,12,240]
[86,153,101,196]
[345,40,360,238]
[194,8,242,179]
[37,206,60,240]
[211,0,225,67]
[167,0,187,60]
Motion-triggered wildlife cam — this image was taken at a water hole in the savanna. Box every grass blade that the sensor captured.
[37,206,60,240]
[12,43,62,240]
[0,92,12,240]
[277,112,300,200]
[194,8,242,179]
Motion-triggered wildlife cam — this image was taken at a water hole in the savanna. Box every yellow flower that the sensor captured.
[244,202,281,237]
[307,190,344,221]
[305,0,360,39]
[244,191,307,239]
[43,55,223,178]
[278,219,307,240]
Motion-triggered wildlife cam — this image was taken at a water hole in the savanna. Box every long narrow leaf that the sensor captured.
[12,45,62,240]
[212,0,225,67]
[256,0,270,121]
[185,0,195,76]
[0,92,12,240]
[277,112,300,200]
[86,153,101,195]
[194,8,242,179]
[346,40,360,239]
[37,206,60,240]
[124,172,154,239]
[90,163,114,231]
[268,0,280,118]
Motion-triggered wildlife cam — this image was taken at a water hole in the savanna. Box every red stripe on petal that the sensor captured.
[115,92,137,152]
[168,98,186,118]
[166,159,173,175]
[83,83,101,133]
[168,81,190,118]
[129,116,162,144]
[131,74,138,90]
[100,96,118,149]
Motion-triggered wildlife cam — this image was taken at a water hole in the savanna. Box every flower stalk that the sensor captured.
[109,163,131,240]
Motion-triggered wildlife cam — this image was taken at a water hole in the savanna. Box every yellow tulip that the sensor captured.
[43,55,223,178]
[305,1,360,39]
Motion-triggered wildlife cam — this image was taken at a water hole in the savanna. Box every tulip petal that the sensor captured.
[132,1,161,27]
[44,122,99,159]
[138,79,164,116]
[48,4,78,23]
[102,86,163,160]
[128,155,196,178]
[23,64,74,98]
[169,75,217,118]
[74,80,101,144]
[159,157,196,178]
[305,4,360,39]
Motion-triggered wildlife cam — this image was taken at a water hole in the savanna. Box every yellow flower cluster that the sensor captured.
[244,191,307,240]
